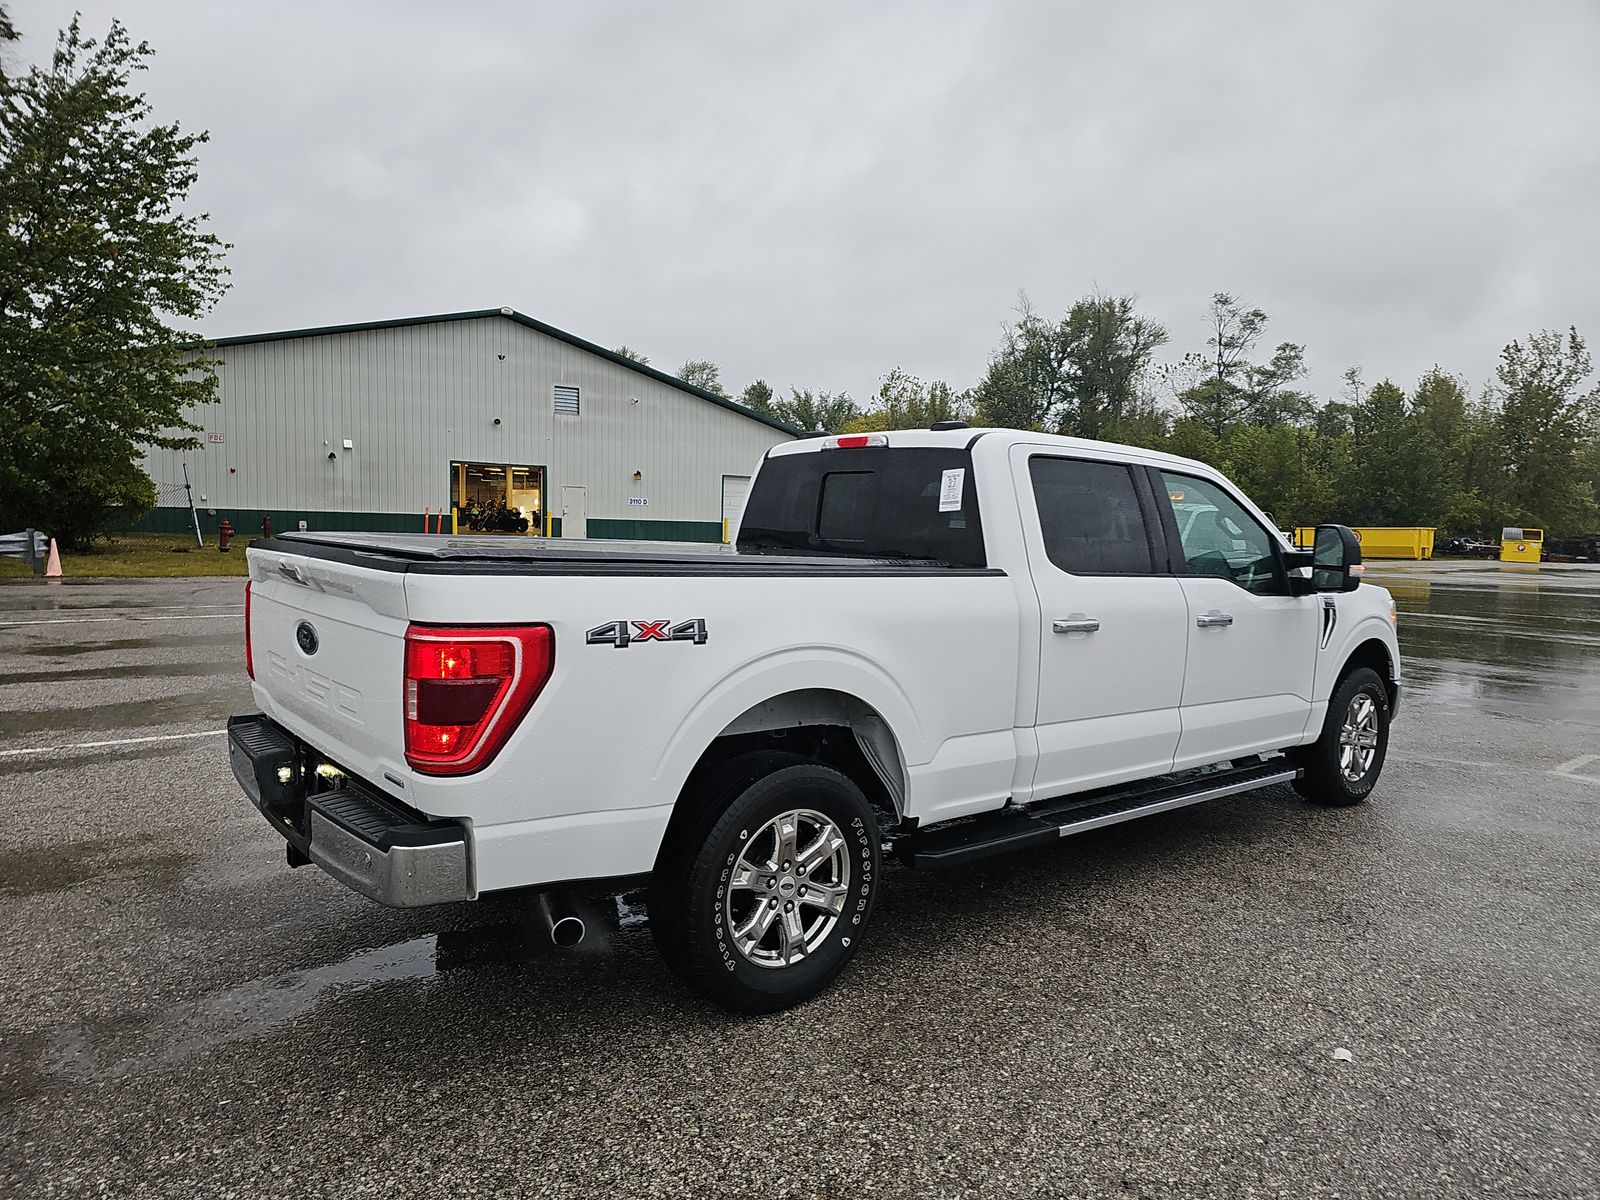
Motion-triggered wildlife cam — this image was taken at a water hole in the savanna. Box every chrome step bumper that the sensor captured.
[227,712,473,907]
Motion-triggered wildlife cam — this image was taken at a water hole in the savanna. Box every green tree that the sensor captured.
[845,367,973,433]
[1243,341,1314,427]
[1170,293,1307,434]
[973,294,1068,431]
[1493,327,1599,534]
[1410,368,1476,530]
[1347,379,1424,524]
[677,358,727,397]
[1105,386,1171,450]
[1224,423,1302,524]
[1057,294,1168,438]
[1163,417,1225,468]
[0,15,230,547]
[769,387,857,433]
[1,6,18,83]
[974,291,1168,437]
[739,379,774,413]
[612,345,649,365]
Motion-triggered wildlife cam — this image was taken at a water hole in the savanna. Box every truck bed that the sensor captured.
[255,532,1003,577]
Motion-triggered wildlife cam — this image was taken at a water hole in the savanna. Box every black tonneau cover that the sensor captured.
[253,532,1002,577]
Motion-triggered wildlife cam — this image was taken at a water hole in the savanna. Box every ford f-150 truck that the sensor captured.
[230,427,1401,1012]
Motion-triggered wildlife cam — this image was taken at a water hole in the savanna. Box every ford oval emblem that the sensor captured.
[295,621,319,655]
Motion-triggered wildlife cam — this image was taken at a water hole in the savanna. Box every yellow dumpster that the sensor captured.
[1295,527,1435,559]
[1500,527,1543,563]
[1351,527,1435,560]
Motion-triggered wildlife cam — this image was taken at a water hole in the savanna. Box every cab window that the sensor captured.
[1030,457,1155,575]
[1158,471,1282,594]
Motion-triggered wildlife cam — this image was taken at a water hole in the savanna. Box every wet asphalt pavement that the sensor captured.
[1,565,1596,1198]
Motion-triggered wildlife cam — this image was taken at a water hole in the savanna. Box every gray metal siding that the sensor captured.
[142,316,791,530]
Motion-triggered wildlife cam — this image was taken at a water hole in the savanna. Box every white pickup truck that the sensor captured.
[230,427,1401,1012]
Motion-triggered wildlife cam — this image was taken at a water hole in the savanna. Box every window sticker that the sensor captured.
[939,468,965,512]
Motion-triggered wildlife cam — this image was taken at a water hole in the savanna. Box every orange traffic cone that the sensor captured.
[45,537,62,577]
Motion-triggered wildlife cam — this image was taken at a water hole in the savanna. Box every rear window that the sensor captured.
[1029,456,1155,575]
[738,447,986,566]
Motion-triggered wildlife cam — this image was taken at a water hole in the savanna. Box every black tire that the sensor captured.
[1293,666,1390,806]
[650,752,880,1013]
[649,750,801,983]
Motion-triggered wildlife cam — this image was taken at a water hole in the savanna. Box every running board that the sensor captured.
[903,759,1300,870]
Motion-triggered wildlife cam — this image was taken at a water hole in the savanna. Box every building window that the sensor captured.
[553,384,580,415]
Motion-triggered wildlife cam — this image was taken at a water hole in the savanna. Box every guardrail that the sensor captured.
[0,529,51,574]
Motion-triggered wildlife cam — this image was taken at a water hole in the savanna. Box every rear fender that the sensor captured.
[652,646,925,815]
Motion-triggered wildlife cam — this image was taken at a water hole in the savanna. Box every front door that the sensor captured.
[560,485,587,539]
[1018,447,1189,800]
[1151,469,1318,768]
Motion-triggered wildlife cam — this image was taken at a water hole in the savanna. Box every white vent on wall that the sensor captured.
[553,384,580,415]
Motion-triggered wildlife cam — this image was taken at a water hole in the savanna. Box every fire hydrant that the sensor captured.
[218,517,235,552]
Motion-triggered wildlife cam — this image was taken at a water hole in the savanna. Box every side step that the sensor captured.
[903,758,1300,870]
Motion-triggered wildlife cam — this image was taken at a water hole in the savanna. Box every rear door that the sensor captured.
[560,486,587,539]
[1149,469,1318,768]
[1016,447,1188,798]
[721,474,749,544]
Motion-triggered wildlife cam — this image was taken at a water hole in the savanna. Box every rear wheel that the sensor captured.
[650,753,880,1013]
[1294,666,1390,806]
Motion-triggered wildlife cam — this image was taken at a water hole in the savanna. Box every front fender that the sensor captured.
[1320,609,1401,699]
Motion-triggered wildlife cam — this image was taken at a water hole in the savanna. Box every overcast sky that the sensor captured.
[10,1,1599,407]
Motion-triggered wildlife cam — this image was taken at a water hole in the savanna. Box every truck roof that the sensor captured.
[768,427,1215,476]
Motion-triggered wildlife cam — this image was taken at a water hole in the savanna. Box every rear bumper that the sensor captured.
[227,712,473,907]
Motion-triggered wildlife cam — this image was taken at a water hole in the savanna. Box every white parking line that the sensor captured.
[1548,754,1600,787]
[6,603,243,615]
[0,729,228,758]
[1552,754,1600,774]
[0,612,242,628]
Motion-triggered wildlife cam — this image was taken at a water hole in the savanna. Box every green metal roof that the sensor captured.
[197,308,803,437]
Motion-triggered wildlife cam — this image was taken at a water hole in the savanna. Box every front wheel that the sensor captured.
[651,754,881,1013]
[1294,666,1391,806]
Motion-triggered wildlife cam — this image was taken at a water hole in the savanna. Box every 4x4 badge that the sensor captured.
[586,619,708,649]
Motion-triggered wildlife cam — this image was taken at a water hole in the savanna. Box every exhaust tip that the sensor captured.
[550,915,585,948]
[536,891,586,948]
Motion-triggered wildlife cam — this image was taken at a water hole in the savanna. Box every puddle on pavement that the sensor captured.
[1388,573,1600,726]
[1,835,196,899]
[19,898,637,1093]
[0,661,240,687]
[16,631,239,657]
[0,685,253,735]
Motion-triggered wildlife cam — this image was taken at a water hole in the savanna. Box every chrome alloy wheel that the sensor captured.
[725,808,851,969]
[1339,693,1380,782]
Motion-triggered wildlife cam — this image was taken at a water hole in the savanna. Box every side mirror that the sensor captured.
[1313,524,1363,593]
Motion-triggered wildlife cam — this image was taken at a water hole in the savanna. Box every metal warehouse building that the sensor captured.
[139,308,797,541]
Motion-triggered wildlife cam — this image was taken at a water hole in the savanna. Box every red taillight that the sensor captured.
[402,624,554,775]
[244,581,255,680]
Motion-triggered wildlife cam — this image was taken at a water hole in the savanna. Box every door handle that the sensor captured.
[1052,618,1101,634]
[1196,611,1234,628]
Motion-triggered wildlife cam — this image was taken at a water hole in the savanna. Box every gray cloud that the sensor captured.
[11,0,1598,406]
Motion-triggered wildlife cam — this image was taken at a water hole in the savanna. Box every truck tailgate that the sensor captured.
[247,545,411,793]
